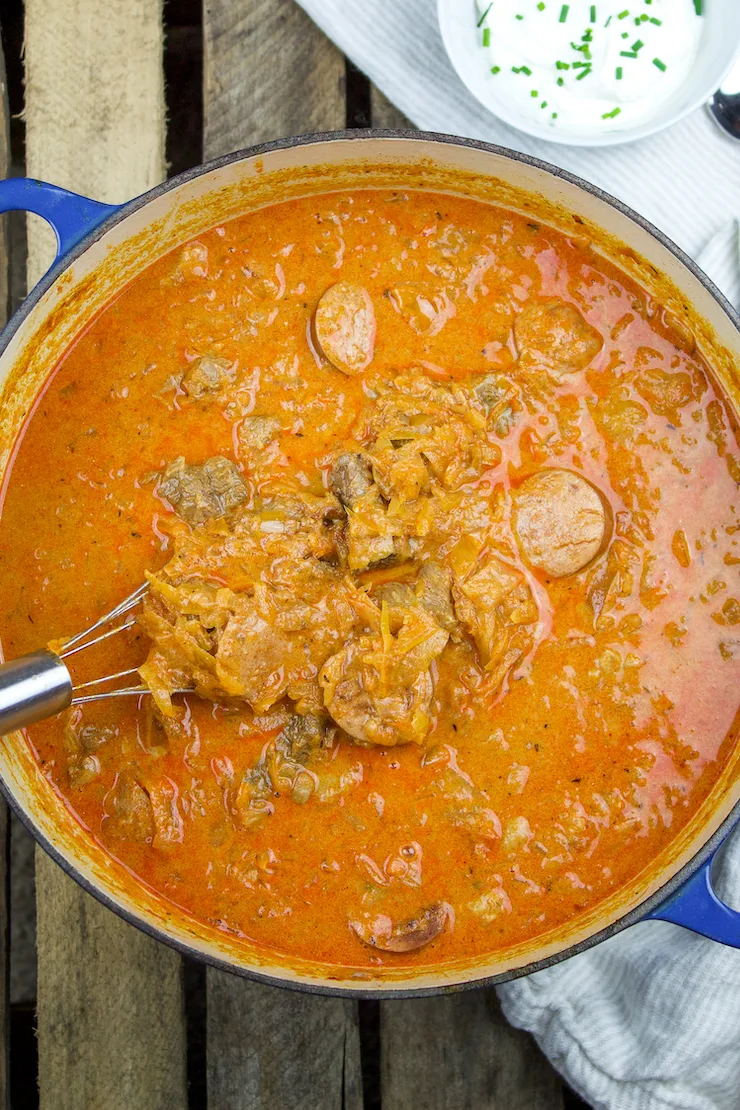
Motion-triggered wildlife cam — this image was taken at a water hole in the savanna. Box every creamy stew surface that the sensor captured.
[1,189,739,970]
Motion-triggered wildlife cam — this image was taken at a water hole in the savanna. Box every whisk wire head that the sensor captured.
[60,583,148,655]
[0,582,194,736]
[63,583,151,705]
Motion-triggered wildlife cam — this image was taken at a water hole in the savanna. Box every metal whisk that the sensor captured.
[0,584,151,737]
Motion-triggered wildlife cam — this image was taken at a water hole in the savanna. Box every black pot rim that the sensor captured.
[1,128,739,998]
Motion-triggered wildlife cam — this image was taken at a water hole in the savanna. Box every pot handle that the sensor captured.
[0,178,118,260]
[646,846,740,947]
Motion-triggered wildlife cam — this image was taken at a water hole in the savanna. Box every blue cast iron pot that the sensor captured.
[0,132,738,996]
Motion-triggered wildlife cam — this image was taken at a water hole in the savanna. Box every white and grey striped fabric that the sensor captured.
[292,3,740,1106]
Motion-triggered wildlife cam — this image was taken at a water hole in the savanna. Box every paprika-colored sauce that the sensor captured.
[0,189,738,970]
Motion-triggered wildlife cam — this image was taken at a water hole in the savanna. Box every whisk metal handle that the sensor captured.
[0,650,73,736]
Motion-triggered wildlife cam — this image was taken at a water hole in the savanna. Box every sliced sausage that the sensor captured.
[350,903,450,953]
[512,468,609,577]
[321,650,435,748]
[514,299,602,379]
[314,282,376,375]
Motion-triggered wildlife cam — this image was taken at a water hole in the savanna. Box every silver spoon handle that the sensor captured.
[0,650,73,736]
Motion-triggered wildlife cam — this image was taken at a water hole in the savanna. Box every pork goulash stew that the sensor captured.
[1,188,740,972]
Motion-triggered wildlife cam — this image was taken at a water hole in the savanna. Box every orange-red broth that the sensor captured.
[0,189,739,971]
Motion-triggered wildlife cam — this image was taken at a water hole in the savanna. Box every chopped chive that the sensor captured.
[537,1,545,8]
[556,76,564,85]
[582,28,593,41]
[617,9,629,18]
[632,39,644,51]
[602,107,622,119]
[693,0,703,13]
[616,66,623,79]
[491,65,501,74]
[653,57,667,71]
[619,51,638,58]
[604,15,612,26]
[540,100,548,108]
[621,32,629,38]
[649,17,662,24]
[590,4,596,21]
[572,61,590,68]
[531,89,539,97]
[482,27,491,45]
[476,2,493,27]
[559,4,569,21]
[515,13,524,19]
[575,66,592,79]
[634,16,641,24]
[639,13,649,20]
[520,65,532,74]
[551,112,558,119]
[555,60,570,69]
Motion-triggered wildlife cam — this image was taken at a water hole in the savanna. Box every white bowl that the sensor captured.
[438,0,740,146]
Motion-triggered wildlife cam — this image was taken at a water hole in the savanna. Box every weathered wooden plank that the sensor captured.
[24,2,187,1107]
[203,4,362,1107]
[208,973,362,1110]
[35,862,187,1110]
[370,87,414,131]
[381,991,564,1110]
[203,0,346,158]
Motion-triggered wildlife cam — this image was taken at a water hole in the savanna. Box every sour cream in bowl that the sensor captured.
[438,0,740,145]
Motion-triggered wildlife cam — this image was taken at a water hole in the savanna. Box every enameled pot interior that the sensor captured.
[1,134,740,995]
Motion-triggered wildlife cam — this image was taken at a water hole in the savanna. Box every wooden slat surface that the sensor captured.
[381,992,564,1110]
[208,974,362,1110]
[203,3,362,1107]
[23,2,188,1108]
[370,87,413,131]
[204,0,345,158]
[35,864,187,1110]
